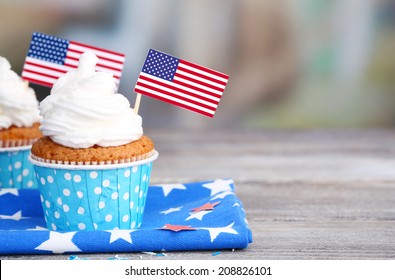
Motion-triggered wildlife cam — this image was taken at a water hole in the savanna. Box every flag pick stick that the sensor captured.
[134,93,142,114]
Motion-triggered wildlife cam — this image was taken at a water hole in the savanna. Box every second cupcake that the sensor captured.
[30,51,158,231]
[0,56,42,189]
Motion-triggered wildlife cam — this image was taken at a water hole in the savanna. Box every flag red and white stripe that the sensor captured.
[134,49,229,118]
[22,32,125,88]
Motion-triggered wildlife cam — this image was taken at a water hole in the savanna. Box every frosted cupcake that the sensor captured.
[0,56,41,189]
[30,51,158,231]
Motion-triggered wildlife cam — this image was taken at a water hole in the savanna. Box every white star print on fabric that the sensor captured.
[27,226,48,231]
[150,184,186,197]
[202,179,233,196]
[35,231,81,254]
[106,230,135,244]
[210,191,234,201]
[0,211,26,221]
[185,210,211,221]
[0,189,19,197]
[0,179,253,254]
[160,207,183,215]
[202,222,238,242]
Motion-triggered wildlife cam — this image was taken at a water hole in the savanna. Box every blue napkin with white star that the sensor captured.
[0,179,252,254]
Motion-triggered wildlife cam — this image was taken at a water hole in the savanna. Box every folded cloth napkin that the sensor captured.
[0,179,252,255]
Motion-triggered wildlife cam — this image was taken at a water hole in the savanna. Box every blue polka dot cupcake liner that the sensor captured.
[29,151,158,231]
[0,146,37,189]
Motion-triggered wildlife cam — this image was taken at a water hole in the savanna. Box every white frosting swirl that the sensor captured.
[0,56,41,129]
[40,51,143,149]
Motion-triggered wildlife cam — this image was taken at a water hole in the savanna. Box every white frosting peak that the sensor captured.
[0,56,41,129]
[40,51,143,149]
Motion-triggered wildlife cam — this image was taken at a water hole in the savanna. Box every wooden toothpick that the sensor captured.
[134,93,142,114]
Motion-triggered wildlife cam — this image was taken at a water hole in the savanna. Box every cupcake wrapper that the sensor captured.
[31,151,158,231]
[0,139,38,148]
[30,150,155,166]
[0,146,37,189]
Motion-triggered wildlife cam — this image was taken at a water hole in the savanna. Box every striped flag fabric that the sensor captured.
[22,32,125,88]
[134,49,229,118]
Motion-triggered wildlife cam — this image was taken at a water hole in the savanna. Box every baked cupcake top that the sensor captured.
[39,51,143,149]
[0,56,41,129]
[31,135,154,164]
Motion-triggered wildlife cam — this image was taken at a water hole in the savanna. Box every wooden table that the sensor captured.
[3,129,395,259]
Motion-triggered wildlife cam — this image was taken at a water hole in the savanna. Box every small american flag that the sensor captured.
[134,49,229,118]
[22,32,125,88]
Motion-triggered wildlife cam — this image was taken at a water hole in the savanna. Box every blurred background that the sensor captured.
[1,0,394,129]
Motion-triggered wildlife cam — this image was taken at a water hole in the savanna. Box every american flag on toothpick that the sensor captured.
[134,49,229,118]
[22,32,125,88]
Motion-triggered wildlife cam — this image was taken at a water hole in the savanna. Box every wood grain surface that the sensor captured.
[2,129,395,260]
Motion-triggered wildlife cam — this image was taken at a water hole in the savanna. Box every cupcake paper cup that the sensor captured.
[0,146,37,189]
[29,151,158,231]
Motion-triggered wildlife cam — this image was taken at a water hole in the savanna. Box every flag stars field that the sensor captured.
[135,48,229,118]
[22,31,125,88]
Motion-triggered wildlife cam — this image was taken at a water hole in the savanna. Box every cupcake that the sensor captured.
[30,51,158,231]
[0,56,41,189]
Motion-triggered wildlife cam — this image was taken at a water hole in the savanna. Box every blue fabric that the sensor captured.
[0,179,252,254]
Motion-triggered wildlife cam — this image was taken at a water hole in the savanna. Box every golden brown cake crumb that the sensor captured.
[0,123,42,147]
[0,123,42,141]
[31,135,154,163]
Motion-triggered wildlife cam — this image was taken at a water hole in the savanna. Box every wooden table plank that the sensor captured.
[2,129,395,259]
